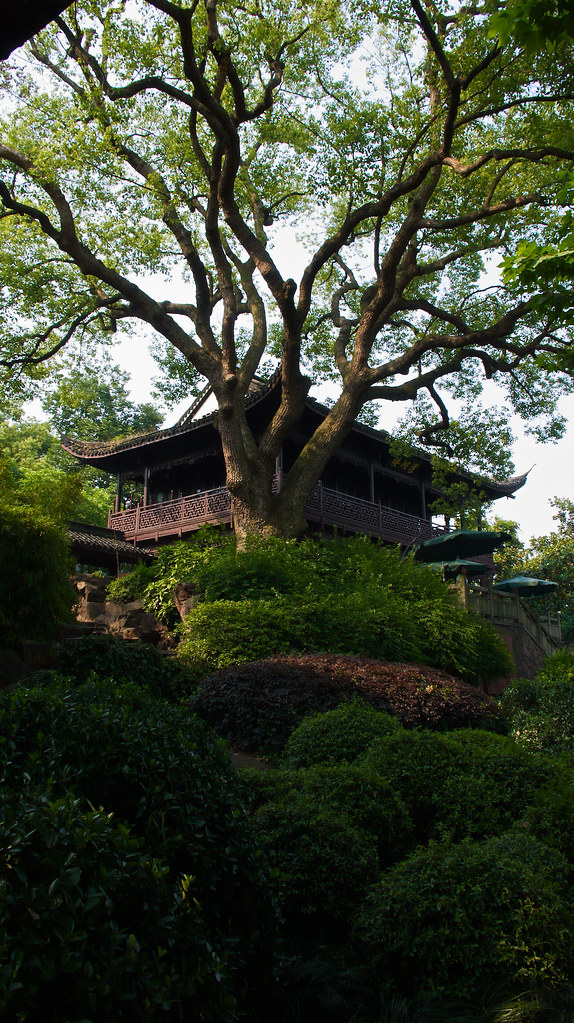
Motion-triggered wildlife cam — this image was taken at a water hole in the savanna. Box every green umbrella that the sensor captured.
[414,529,511,563]
[492,575,558,596]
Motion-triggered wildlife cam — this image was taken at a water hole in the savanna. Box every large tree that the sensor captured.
[1,0,574,538]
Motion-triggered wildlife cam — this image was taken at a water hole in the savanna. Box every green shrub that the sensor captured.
[500,658,574,754]
[357,832,574,1000]
[192,654,502,754]
[177,592,426,677]
[178,590,511,684]
[105,560,156,603]
[437,729,558,842]
[140,527,232,626]
[0,788,227,1021]
[246,763,414,866]
[413,599,513,683]
[252,800,379,946]
[0,504,76,643]
[135,534,510,685]
[360,730,471,844]
[0,678,279,1019]
[41,633,193,700]
[531,648,574,684]
[280,698,402,768]
[360,728,557,845]
[524,780,574,868]
[193,535,305,600]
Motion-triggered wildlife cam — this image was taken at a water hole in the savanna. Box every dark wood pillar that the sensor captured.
[369,464,375,504]
[114,473,122,514]
[143,467,150,507]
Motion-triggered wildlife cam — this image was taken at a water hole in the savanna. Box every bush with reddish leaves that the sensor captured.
[191,653,503,752]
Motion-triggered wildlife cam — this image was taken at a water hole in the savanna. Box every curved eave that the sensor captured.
[61,370,282,471]
[62,372,531,501]
[62,412,217,471]
[472,470,530,500]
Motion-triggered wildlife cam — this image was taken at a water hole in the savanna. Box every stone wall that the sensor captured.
[485,622,555,695]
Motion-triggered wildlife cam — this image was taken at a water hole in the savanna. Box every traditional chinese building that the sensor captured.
[63,372,528,550]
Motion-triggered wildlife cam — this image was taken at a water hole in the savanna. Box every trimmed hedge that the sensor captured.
[280,698,402,768]
[177,593,511,685]
[360,728,558,845]
[357,832,574,1000]
[191,654,503,753]
[36,633,194,700]
[0,678,278,1020]
[246,763,414,867]
[252,801,379,946]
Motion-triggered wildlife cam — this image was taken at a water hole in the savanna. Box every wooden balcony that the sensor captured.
[108,482,446,547]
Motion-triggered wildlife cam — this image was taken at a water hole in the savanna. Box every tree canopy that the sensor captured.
[1,0,574,536]
[0,358,162,525]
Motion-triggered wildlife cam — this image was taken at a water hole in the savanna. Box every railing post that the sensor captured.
[378,501,382,538]
[134,502,141,540]
[319,482,323,529]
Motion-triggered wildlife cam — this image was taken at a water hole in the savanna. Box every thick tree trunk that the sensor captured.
[215,378,367,542]
[231,491,308,544]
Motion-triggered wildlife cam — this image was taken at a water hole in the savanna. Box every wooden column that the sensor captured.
[114,473,122,514]
[143,466,150,508]
[369,463,375,504]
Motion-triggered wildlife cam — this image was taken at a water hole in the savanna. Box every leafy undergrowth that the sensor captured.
[191,653,502,753]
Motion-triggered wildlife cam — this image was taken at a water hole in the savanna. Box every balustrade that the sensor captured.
[108,480,444,546]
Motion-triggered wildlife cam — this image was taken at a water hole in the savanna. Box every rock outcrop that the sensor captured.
[73,573,173,647]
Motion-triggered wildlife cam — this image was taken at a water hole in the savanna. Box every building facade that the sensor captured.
[63,373,528,550]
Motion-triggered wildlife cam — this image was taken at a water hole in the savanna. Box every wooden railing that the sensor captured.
[109,486,232,542]
[467,585,562,652]
[305,483,445,544]
[108,481,445,547]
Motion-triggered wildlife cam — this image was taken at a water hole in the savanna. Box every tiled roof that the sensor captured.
[67,521,155,564]
[61,370,281,460]
[62,370,530,498]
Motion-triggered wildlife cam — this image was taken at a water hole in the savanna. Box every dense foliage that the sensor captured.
[358,832,573,1000]
[2,643,574,1019]
[0,463,76,642]
[359,726,558,846]
[500,648,574,756]
[240,693,574,1016]
[0,356,165,529]
[281,698,402,768]
[0,678,278,1020]
[45,633,193,700]
[119,532,511,683]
